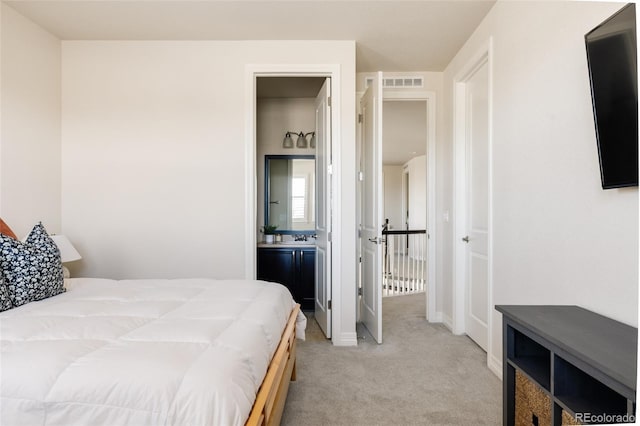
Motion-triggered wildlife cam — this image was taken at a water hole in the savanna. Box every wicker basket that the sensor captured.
[515,370,552,426]
[561,410,582,425]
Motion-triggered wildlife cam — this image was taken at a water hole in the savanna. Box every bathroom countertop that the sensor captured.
[257,242,316,248]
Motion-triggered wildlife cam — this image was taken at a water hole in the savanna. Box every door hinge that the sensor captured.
[328,300,332,310]
[358,287,362,296]
[359,256,362,263]
[328,96,332,107]
[358,171,363,181]
[327,164,333,175]
[328,231,332,242]
[358,113,363,123]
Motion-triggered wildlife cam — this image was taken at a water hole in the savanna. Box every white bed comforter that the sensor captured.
[0,278,303,426]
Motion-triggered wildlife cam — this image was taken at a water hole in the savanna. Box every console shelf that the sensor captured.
[509,327,551,391]
[496,305,637,425]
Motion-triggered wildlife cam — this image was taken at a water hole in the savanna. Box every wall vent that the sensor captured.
[365,76,424,89]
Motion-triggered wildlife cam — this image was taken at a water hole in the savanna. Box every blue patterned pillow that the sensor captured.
[0,223,65,307]
[0,273,12,312]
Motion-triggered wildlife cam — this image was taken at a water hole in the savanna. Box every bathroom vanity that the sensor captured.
[257,244,315,310]
[258,153,317,311]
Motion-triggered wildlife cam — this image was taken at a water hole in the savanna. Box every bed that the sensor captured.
[0,277,304,426]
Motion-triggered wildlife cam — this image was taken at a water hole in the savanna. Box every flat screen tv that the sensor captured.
[585,3,638,189]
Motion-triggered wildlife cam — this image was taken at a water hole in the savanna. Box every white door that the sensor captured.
[464,61,489,352]
[315,78,332,338]
[360,72,383,344]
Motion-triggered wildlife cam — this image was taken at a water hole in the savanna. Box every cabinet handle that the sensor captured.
[292,251,295,260]
[301,251,304,261]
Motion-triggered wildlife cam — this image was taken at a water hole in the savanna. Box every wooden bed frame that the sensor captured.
[246,304,301,426]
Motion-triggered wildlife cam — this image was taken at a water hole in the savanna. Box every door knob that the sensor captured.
[368,237,387,244]
[462,236,470,243]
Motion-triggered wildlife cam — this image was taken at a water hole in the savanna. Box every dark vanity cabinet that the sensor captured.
[257,246,315,310]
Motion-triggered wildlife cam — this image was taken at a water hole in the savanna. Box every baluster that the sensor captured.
[384,235,388,297]
[382,234,387,296]
[418,234,421,292]
[421,234,424,292]
[391,234,395,296]
[412,234,416,293]
[406,234,409,294]
[391,235,396,296]
[406,234,409,293]
[379,230,429,297]
[420,233,424,292]
[403,234,407,294]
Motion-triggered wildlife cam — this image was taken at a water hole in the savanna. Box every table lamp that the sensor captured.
[50,235,81,278]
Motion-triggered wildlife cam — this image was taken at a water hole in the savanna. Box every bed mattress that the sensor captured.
[0,278,301,425]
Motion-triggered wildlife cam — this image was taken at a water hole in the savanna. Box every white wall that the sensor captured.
[404,155,427,261]
[382,100,427,165]
[382,165,403,230]
[442,1,638,374]
[62,41,349,275]
[61,40,357,344]
[0,4,61,237]
[405,155,427,230]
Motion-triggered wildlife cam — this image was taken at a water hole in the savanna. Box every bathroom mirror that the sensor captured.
[265,155,315,233]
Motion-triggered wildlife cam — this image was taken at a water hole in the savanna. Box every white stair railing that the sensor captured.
[382,229,427,297]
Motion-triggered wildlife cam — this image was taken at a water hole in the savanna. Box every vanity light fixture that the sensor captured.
[283,131,315,149]
[283,132,295,148]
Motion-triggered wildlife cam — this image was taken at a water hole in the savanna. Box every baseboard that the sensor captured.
[488,352,502,380]
[429,311,443,323]
[442,313,454,332]
[332,331,358,347]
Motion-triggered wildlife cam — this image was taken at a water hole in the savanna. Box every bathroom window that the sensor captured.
[291,176,307,222]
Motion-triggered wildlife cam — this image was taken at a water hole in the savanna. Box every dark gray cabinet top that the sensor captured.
[496,305,637,396]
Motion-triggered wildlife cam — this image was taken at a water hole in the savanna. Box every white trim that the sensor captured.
[452,39,495,364]
[383,90,438,323]
[244,63,346,345]
[486,39,496,376]
[442,313,454,332]
[244,69,257,280]
[334,331,358,347]
[355,90,364,324]
[453,73,466,336]
[329,66,344,346]
[488,352,502,379]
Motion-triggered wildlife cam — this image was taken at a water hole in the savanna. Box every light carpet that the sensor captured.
[281,293,502,425]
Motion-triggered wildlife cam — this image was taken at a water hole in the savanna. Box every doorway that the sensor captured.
[384,90,437,325]
[357,74,437,344]
[382,101,428,298]
[248,72,334,340]
[453,42,494,363]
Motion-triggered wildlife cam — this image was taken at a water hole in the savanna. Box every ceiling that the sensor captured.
[257,77,326,99]
[5,0,491,164]
[4,0,496,72]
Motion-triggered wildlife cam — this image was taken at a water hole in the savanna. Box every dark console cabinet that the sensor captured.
[496,305,637,425]
[257,247,315,310]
